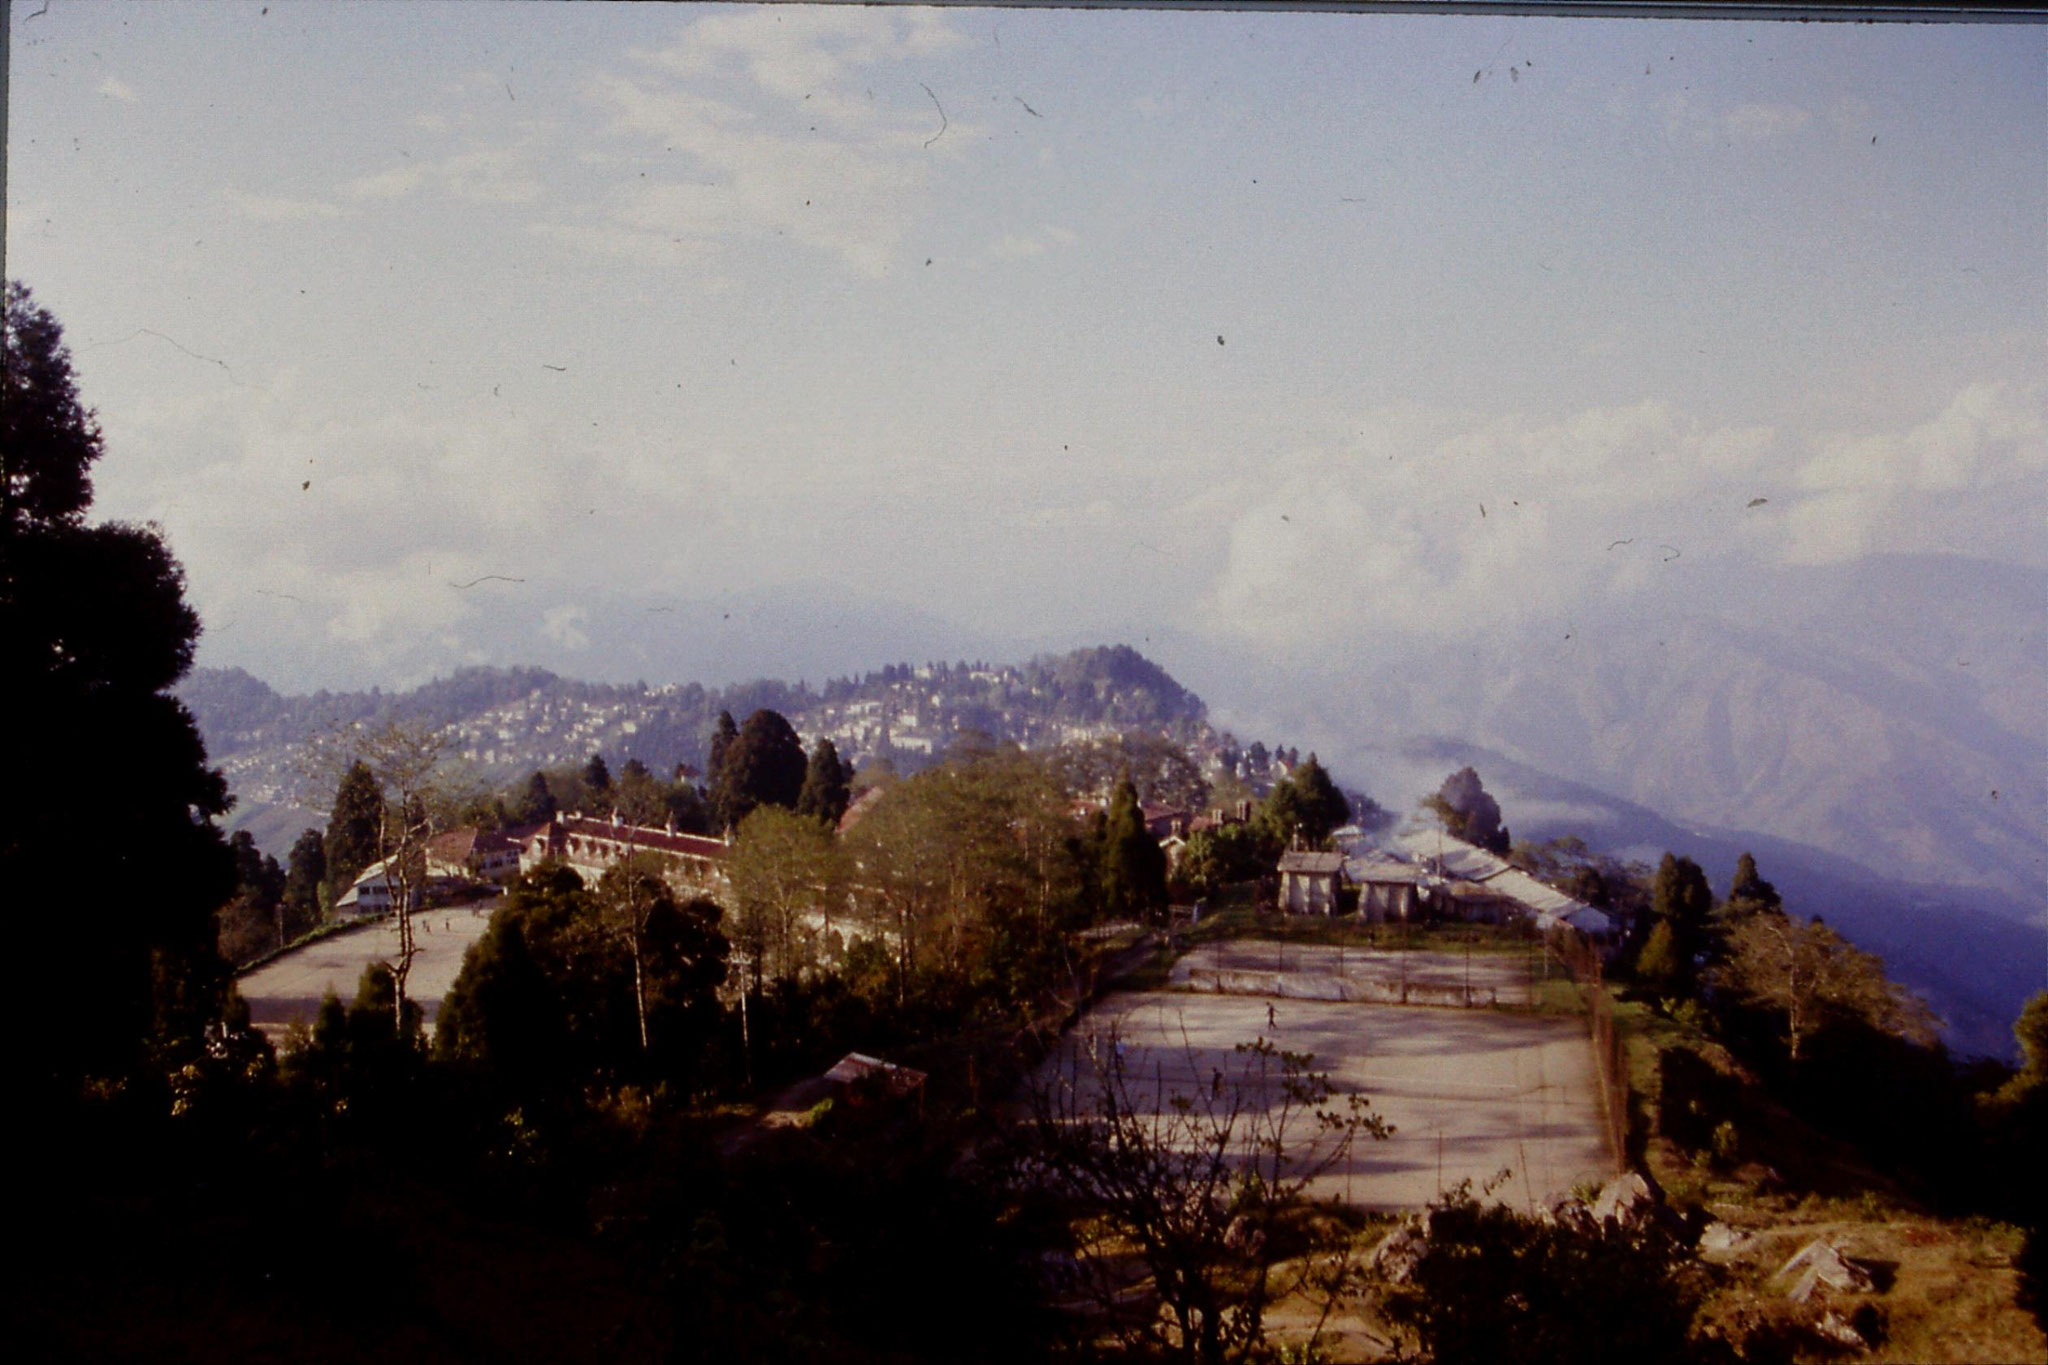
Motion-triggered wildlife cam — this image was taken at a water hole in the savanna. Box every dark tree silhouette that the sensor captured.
[711,708,807,829]
[796,736,853,826]
[2,281,236,1092]
[1099,775,1169,923]
[1422,766,1510,854]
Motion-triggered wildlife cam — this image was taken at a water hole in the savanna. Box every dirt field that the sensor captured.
[1169,941,1542,1007]
[1049,989,1611,1212]
[237,902,498,1038]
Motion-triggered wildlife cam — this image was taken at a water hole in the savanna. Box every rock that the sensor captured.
[1591,1172,1659,1230]
[1777,1239,1874,1298]
[1698,1221,1755,1254]
[1370,1222,1429,1284]
[1814,1309,1868,1349]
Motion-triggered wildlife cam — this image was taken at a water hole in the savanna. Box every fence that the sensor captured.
[1551,930,1628,1173]
[1177,969,1512,1009]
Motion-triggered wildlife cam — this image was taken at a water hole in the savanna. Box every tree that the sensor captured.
[510,769,557,826]
[845,750,1085,1010]
[611,756,671,826]
[582,752,613,800]
[280,827,327,936]
[1714,911,1937,1063]
[323,760,383,899]
[217,830,287,966]
[1027,1030,1389,1363]
[1379,1182,1711,1365]
[796,737,853,827]
[1420,766,1509,855]
[1724,851,1781,917]
[1100,775,1169,924]
[725,805,846,989]
[2,281,237,1092]
[706,709,739,792]
[593,853,675,1056]
[1647,853,1716,997]
[1259,753,1350,849]
[711,708,807,830]
[439,862,729,1092]
[1634,920,1686,1000]
[431,912,568,1107]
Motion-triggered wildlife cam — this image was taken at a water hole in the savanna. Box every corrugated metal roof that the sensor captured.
[1277,850,1346,875]
[1346,857,1427,884]
[1391,829,1512,881]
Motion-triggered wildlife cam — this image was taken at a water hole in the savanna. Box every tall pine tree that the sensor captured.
[1100,775,1169,924]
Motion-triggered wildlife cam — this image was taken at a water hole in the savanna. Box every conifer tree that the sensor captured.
[512,770,557,826]
[1100,775,1169,923]
[796,737,853,827]
[282,827,327,932]
[1725,851,1781,916]
[711,709,807,829]
[1647,853,1715,997]
[707,709,740,790]
[324,760,383,897]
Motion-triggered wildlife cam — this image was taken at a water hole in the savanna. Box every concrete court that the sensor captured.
[1170,940,1540,1007]
[237,902,498,1038]
[1050,990,1611,1212]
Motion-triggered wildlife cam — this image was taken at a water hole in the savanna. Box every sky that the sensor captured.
[8,1,2045,705]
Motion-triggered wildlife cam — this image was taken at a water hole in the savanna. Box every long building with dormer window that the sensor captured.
[519,811,728,894]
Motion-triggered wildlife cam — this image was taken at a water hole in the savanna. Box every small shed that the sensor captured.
[1347,856,1426,923]
[1430,879,1515,925]
[824,1052,928,1109]
[1276,850,1347,916]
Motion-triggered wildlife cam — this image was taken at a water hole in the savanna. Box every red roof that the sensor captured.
[550,813,727,860]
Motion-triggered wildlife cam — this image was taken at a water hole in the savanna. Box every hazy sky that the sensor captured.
[9,1,2044,696]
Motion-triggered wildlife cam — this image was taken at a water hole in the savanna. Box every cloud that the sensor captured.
[986,224,1077,261]
[541,9,981,277]
[1720,101,1812,142]
[1662,94,1813,146]
[225,188,345,222]
[1196,400,1788,654]
[98,77,138,103]
[1193,384,2048,659]
[345,165,427,200]
[1785,382,2048,564]
[344,140,541,205]
[540,604,592,651]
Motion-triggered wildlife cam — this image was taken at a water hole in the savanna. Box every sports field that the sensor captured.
[237,902,498,1038]
[1047,987,1611,1212]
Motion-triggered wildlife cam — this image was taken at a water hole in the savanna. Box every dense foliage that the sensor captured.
[3,282,237,1095]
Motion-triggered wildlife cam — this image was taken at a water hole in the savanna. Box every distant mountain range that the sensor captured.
[181,643,1207,814]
